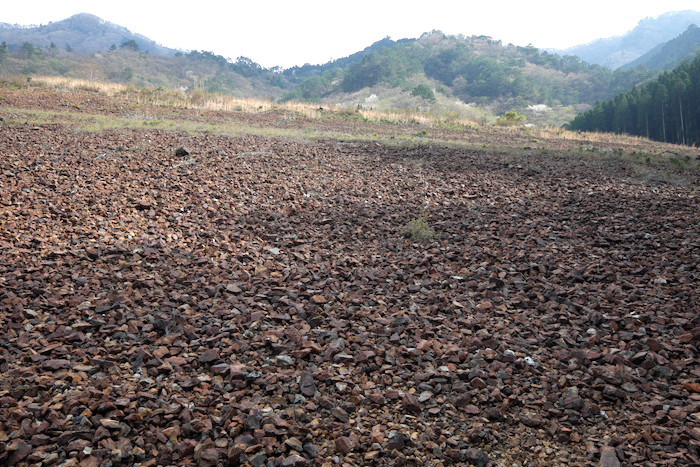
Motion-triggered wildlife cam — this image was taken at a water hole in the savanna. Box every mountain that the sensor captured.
[560,10,700,69]
[621,24,700,71]
[0,13,178,55]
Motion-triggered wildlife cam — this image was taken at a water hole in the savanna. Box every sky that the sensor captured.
[2,1,700,69]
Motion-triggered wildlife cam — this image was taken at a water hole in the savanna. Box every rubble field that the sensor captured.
[0,87,699,466]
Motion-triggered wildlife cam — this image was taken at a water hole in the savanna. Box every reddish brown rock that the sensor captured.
[335,436,355,454]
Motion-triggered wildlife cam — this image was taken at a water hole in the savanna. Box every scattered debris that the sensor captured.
[0,88,697,466]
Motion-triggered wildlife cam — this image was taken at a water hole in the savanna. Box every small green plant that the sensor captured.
[496,111,526,126]
[402,216,435,242]
[416,129,429,137]
[669,157,685,168]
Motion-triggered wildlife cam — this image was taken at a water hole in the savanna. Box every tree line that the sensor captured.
[568,52,700,146]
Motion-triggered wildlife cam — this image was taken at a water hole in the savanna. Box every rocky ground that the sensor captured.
[0,87,699,466]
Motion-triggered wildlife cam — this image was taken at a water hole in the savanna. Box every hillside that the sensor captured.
[621,24,700,71]
[283,37,411,80]
[0,13,177,56]
[0,81,698,466]
[279,32,657,124]
[560,10,700,69]
[4,12,700,127]
[0,44,285,99]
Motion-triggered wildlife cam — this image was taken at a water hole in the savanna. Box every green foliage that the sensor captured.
[401,216,435,242]
[231,56,264,77]
[20,42,36,59]
[283,37,398,82]
[282,32,658,113]
[569,53,700,146]
[121,40,140,51]
[496,111,526,126]
[280,68,342,102]
[341,43,424,92]
[411,84,436,101]
[48,59,70,76]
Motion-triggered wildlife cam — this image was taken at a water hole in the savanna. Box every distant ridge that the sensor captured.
[621,24,700,70]
[0,13,178,55]
[559,10,700,69]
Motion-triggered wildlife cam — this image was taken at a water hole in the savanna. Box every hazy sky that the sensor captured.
[3,1,700,68]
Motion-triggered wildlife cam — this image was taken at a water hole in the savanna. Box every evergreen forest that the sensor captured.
[568,52,700,146]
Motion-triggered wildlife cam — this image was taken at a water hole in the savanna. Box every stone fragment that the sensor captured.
[225,284,242,294]
[386,433,407,451]
[299,371,316,396]
[402,393,421,413]
[519,412,545,427]
[303,442,318,458]
[335,436,355,454]
[599,446,621,467]
[284,437,304,452]
[282,454,306,466]
[100,418,121,429]
[42,359,71,370]
[464,448,490,467]
[310,295,327,304]
[199,348,219,363]
[175,147,190,157]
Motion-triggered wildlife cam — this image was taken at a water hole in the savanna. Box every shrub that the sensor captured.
[121,40,140,51]
[496,111,526,126]
[401,217,435,242]
[411,84,436,102]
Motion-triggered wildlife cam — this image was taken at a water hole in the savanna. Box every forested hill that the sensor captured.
[283,37,413,79]
[280,32,657,111]
[568,52,700,146]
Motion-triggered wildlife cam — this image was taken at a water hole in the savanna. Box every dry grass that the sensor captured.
[33,76,128,95]
[18,76,700,162]
[28,76,475,127]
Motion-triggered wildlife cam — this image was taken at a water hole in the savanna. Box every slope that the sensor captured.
[561,10,700,69]
[280,32,658,124]
[0,45,286,99]
[621,24,700,71]
[0,13,177,56]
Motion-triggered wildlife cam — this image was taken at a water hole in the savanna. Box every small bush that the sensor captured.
[496,111,526,126]
[402,217,435,242]
[411,84,436,102]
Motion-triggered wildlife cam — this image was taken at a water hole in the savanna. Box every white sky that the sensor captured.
[3,1,700,68]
